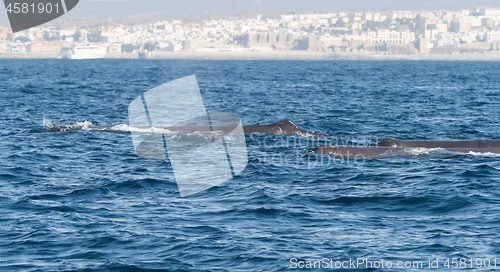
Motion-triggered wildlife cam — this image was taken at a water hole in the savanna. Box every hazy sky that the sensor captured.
[1,0,500,24]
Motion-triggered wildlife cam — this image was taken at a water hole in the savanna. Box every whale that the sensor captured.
[312,144,500,158]
[313,139,500,158]
[241,120,328,136]
[378,138,500,148]
[45,119,329,136]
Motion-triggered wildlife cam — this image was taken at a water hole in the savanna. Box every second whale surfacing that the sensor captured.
[313,139,500,158]
[377,138,500,149]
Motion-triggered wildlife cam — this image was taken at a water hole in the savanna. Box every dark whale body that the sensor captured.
[45,120,328,136]
[313,143,500,158]
[378,138,500,148]
[241,120,328,136]
[311,139,500,158]
[313,138,500,158]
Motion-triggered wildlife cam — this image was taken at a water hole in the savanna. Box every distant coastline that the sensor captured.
[2,51,500,61]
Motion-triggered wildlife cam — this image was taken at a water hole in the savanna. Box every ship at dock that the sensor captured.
[60,44,107,59]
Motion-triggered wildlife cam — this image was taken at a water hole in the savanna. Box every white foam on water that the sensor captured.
[109,124,174,134]
[42,117,53,128]
[43,118,95,132]
[77,121,94,130]
[294,131,320,138]
[397,147,500,158]
[402,147,451,156]
[466,151,500,157]
[169,130,228,142]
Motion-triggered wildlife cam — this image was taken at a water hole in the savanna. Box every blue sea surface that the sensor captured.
[1,60,500,271]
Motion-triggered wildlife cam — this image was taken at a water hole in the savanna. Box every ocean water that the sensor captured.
[2,60,500,271]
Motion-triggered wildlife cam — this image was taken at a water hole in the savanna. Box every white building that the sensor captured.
[372,29,415,43]
[479,8,500,17]
[167,42,183,51]
[487,30,500,42]
[388,10,416,20]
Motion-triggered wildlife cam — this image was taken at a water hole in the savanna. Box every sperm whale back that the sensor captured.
[313,145,500,158]
[44,119,328,136]
[378,138,500,148]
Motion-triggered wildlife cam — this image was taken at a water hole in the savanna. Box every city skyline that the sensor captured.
[2,6,500,60]
[1,0,500,26]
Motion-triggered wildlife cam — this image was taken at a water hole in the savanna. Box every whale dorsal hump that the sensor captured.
[273,120,297,128]
[379,138,399,147]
